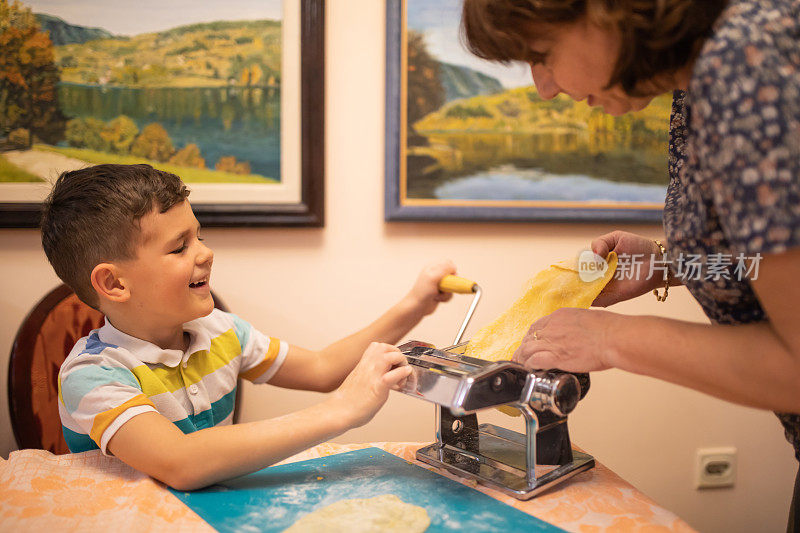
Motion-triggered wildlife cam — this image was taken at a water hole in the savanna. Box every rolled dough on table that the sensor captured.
[284,494,430,532]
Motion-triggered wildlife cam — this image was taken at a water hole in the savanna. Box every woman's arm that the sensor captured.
[514,248,800,412]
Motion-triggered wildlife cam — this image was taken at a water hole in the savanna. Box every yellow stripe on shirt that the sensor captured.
[89,394,155,445]
[240,337,281,382]
[130,328,242,395]
[181,329,242,385]
[130,364,176,396]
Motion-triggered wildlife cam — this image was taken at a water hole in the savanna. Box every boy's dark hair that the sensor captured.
[461,0,728,96]
[40,164,189,308]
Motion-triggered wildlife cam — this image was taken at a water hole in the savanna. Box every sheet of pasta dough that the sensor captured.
[464,252,617,362]
[284,494,430,533]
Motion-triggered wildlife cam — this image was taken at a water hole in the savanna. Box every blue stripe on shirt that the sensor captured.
[230,314,251,353]
[83,331,118,355]
[63,425,100,452]
[173,388,237,433]
[61,365,141,414]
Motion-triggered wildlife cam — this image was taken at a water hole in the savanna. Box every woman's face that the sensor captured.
[528,16,655,116]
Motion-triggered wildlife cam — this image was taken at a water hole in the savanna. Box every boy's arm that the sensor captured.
[107,343,409,490]
[269,261,456,392]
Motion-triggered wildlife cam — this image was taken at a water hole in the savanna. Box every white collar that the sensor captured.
[97,317,213,367]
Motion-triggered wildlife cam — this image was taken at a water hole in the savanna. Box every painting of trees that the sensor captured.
[130,123,175,162]
[169,143,205,168]
[65,117,105,151]
[102,115,139,155]
[0,0,66,146]
[406,31,445,138]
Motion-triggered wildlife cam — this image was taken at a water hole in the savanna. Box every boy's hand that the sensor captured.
[406,260,457,316]
[330,342,411,428]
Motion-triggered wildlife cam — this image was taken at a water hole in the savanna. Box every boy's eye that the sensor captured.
[170,244,186,254]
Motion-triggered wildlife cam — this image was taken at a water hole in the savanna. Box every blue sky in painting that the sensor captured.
[407,0,531,88]
[22,0,281,36]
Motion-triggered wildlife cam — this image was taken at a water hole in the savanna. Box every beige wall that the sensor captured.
[1,1,796,531]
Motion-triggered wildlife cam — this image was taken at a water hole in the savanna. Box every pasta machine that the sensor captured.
[397,275,594,500]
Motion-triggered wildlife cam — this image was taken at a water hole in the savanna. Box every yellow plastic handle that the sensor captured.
[438,275,477,294]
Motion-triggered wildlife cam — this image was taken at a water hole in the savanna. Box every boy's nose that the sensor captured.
[530,63,561,100]
[197,242,214,266]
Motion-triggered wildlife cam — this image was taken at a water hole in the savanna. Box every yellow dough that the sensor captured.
[284,494,430,533]
[464,252,618,363]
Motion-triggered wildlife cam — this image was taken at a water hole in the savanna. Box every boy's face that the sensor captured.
[118,199,215,328]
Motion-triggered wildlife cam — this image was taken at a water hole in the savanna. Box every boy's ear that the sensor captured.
[90,263,130,303]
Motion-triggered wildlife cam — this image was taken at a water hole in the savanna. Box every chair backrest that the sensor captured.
[8,283,234,454]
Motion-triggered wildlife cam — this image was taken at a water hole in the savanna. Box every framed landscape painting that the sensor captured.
[0,0,323,227]
[385,0,670,222]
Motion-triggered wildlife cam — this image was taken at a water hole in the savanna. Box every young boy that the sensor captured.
[41,164,456,490]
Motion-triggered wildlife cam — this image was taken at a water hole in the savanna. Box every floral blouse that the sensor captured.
[664,0,800,460]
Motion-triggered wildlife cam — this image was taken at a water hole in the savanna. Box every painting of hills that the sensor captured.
[0,0,283,185]
[404,0,672,206]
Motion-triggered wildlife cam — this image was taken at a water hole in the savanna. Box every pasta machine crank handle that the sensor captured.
[438,275,482,346]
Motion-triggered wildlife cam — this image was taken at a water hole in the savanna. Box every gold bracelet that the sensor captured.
[653,239,669,302]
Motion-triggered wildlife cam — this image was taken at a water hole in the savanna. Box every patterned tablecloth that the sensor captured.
[0,442,695,532]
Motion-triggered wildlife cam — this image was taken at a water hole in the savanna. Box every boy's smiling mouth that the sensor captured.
[189,277,209,288]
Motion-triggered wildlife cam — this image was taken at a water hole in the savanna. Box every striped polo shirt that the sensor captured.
[58,308,288,454]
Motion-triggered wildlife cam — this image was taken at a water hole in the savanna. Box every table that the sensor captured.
[0,442,695,532]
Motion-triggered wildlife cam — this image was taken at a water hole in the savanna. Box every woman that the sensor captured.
[461,0,800,528]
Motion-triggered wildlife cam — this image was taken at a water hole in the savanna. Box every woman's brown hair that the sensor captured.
[461,0,729,96]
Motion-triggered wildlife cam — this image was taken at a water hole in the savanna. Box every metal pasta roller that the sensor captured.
[397,275,594,500]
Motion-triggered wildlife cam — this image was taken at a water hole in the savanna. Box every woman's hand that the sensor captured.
[591,231,668,307]
[513,308,618,372]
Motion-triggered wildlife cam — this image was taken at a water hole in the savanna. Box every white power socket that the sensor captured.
[695,447,737,489]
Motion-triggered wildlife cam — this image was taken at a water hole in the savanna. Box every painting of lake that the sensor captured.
[58,83,280,180]
[402,0,671,208]
[0,0,282,185]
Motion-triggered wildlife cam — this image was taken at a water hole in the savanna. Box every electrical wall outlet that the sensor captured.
[695,447,737,489]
